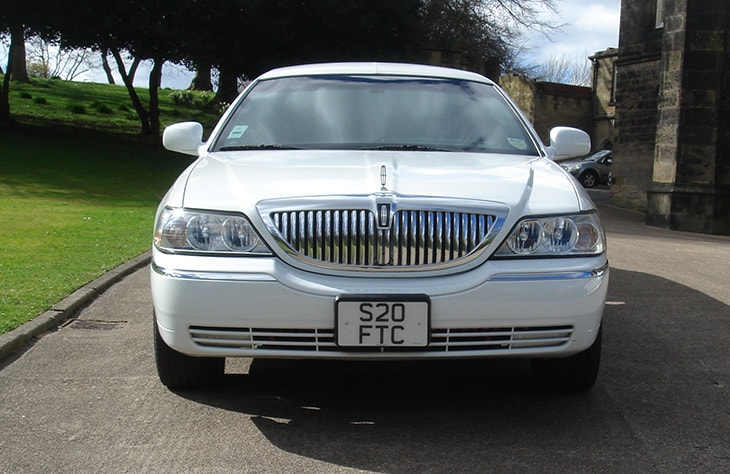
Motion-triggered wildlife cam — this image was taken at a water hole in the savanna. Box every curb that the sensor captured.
[0,252,152,363]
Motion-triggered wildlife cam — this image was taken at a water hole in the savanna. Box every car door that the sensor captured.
[596,153,612,182]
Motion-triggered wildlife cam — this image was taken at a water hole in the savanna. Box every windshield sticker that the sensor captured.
[507,137,527,150]
[227,125,249,140]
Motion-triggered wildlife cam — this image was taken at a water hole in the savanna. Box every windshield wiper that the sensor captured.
[218,144,303,151]
[361,144,452,152]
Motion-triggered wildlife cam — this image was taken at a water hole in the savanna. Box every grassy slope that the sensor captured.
[0,77,219,333]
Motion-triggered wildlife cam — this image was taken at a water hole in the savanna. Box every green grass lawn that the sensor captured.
[7,76,220,135]
[0,77,217,334]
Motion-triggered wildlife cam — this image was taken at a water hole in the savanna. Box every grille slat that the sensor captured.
[269,208,496,270]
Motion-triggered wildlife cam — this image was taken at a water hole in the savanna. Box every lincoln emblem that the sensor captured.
[378,203,391,228]
[380,165,387,190]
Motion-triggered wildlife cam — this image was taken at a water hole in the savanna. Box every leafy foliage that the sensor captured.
[3,0,561,126]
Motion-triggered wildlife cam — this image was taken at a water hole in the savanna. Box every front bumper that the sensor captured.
[151,251,608,360]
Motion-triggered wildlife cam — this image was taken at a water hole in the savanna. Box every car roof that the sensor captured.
[256,62,495,85]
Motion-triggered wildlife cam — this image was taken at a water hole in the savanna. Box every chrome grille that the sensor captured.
[189,325,572,353]
[190,327,337,352]
[429,326,573,351]
[268,208,497,269]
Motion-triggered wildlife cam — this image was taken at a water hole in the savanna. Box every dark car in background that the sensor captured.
[560,150,612,188]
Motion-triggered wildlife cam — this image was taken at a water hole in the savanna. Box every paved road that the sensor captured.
[1,195,729,473]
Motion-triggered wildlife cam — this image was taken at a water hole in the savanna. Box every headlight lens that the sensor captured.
[154,208,270,255]
[495,213,605,257]
[506,220,543,254]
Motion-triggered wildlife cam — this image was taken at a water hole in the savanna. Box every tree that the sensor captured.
[100,49,115,84]
[176,0,423,104]
[1,0,76,121]
[418,0,561,79]
[4,0,563,129]
[188,64,213,91]
[45,0,190,135]
[528,53,593,86]
[1,2,26,121]
[8,25,29,82]
[26,37,98,81]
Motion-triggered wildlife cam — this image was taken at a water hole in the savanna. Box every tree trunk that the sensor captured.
[9,25,29,83]
[101,50,115,84]
[188,64,213,91]
[148,59,164,136]
[214,67,239,104]
[0,39,16,121]
[110,48,151,135]
[0,71,11,122]
[128,58,141,85]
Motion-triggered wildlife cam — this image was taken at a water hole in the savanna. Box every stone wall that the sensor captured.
[500,74,592,147]
[645,0,730,234]
[534,82,593,145]
[611,57,661,211]
[613,0,730,234]
[611,0,664,211]
[499,74,536,122]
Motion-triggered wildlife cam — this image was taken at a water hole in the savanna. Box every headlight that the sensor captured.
[154,208,270,255]
[495,213,605,257]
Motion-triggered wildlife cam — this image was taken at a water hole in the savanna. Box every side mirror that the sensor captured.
[162,122,204,156]
[546,127,591,160]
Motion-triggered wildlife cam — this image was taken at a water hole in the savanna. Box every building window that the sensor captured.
[656,0,665,28]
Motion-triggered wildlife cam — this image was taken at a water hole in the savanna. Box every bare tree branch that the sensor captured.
[527,53,592,86]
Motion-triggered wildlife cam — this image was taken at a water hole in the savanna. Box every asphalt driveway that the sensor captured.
[1,195,728,473]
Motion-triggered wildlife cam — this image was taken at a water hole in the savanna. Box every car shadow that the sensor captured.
[173,268,730,472]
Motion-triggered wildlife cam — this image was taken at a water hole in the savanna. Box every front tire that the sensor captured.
[579,170,599,188]
[531,325,602,392]
[153,313,224,390]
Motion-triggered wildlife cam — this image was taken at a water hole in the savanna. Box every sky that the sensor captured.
[520,0,621,66]
[3,0,622,90]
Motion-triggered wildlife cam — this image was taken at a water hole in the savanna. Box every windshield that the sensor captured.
[213,75,539,155]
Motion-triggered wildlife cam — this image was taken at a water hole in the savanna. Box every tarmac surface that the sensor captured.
[1,190,729,473]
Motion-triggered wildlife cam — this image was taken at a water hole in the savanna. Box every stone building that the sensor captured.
[612,0,730,235]
[589,48,619,151]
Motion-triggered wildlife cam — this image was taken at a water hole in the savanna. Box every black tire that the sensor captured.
[153,314,225,390]
[531,325,602,392]
[579,170,599,188]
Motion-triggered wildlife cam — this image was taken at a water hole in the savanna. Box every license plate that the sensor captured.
[336,296,430,347]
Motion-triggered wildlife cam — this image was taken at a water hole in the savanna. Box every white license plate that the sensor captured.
[336,296,430,347]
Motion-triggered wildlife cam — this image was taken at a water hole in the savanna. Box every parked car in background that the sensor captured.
[153,62,608,392]
[560,150,613,188]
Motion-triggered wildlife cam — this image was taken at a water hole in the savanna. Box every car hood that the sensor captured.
[559,158,591,167]
[175,150,591,218]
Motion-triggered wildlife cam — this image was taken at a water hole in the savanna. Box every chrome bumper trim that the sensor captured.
[151,263,276,282]
[488,262,609,282]
[152,261,608,283]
